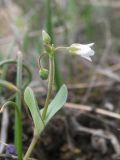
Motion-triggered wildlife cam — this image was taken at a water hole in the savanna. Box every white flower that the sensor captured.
[68,43,95,62]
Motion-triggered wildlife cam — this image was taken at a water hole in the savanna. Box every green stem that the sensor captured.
[0,40,14,82]
[24,50,55,160]
[15,52,22,160]
[45,0,63,90]
[0,59,32,90]
[45,0,53,40]
[42,55,54,120]
[55,46,68,50]
[0,80,18,92]
[23,130,39,160]
[23,55,55,159]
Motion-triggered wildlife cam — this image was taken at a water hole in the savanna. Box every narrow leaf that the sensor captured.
[41,84,68,124]
[24,87,44,133]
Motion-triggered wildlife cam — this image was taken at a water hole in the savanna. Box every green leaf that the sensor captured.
[41,84,68,124]
[24,87,44,134]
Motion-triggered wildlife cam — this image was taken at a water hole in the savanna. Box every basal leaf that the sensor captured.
[41,84,68,124]
[24,87,44,134]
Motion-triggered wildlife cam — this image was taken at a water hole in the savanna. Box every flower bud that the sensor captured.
[39,68,49,80]
[42,30,51,45]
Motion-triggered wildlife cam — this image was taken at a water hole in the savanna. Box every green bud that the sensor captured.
[42,30,51,44]
[39,68,49,80]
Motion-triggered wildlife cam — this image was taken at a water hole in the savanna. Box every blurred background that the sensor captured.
[0,0,120,160]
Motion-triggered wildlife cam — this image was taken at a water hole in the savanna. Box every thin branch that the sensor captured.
[65,103,120,120]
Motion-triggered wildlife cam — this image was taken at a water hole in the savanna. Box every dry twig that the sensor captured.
[0,107,9,153]
[71,116,120,154]
[65,103,120,120]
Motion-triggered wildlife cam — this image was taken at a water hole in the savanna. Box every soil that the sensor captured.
[0,58,120,160]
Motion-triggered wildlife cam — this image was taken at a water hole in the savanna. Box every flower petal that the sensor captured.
[68,42,95,62]
[87,49,95,56]
[87,43,94,47]
[81,55,92,62]
[70,43,82,49]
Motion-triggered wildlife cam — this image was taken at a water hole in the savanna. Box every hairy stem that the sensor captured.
[23,54,55,160]
[23,131,39,160]
[42,55,54,120]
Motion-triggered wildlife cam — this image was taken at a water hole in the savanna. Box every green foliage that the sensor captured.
[80,5,94,39]
[24,85,68,132]
[81,4,93,22]
[0,79,18,92]
[41,84,68,124]
[24,87,44,134]
[44,0,63,90]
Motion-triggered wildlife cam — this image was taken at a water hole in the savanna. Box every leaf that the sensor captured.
[41,84,68,124]
[24,87,44,134]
